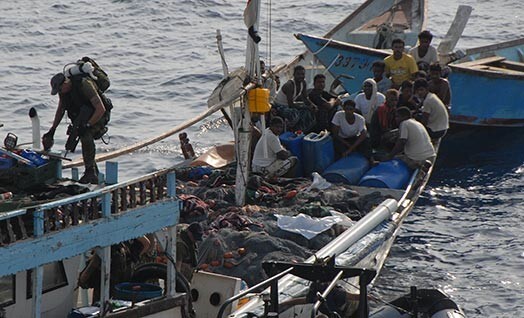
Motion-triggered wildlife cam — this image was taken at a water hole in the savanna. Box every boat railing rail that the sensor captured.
[220,260,377,318]
[216,266,295,318]
[0,166,178,245]
[0,165,180,318]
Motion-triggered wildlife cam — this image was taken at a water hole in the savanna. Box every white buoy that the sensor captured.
[29,107,40,150]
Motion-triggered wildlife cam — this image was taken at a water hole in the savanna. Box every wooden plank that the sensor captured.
[0,200,178,277]
[475,65,524,75]
[457,56,506,67]
[498,60,524,72]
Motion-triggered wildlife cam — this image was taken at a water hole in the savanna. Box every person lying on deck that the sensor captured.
[384,107,436,169]
[331,100,373,161]
[252,116,298,178]
[414,78,449,141]
[272,65,317,133]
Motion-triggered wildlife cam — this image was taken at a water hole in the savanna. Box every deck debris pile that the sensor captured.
[175,166,393,286]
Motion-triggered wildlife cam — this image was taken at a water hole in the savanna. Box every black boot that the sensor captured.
[79,168,99,184]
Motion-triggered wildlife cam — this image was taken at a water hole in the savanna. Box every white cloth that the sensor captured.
[354,91,385,124]
[252,128,284,168]
[275,213,352,240]
[408,45,438,65]
[421,92,449,132]
[399,118,436,161]
[331,111,367,138]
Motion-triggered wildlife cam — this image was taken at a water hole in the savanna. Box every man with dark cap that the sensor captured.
[42,71,110,184]
[176,222,203,283]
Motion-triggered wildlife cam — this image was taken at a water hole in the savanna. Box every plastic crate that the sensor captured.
[13,159,59,190]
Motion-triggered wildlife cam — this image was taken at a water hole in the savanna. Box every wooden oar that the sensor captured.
[437,5,473,55]
[63,83,255,169]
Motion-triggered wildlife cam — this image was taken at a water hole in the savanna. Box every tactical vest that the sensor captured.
[62,77,112,124]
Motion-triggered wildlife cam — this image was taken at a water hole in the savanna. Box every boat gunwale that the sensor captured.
[463,37,524,56]
[449,62,524,78]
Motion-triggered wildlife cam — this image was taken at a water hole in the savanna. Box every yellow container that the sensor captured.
[248,88,271,113]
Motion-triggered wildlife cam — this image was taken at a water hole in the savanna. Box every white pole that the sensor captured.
[235,0,261,206]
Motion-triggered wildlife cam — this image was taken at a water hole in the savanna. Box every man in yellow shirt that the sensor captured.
[384,38,418,88]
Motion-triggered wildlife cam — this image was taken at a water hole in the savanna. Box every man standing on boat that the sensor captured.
[43,71,110,184]
[385,38,419,89]
[177,222,204,284]
[413,78,449,140]
[273,65,316,132]
[385,107,435,169]
[252,116,298,178]
[308,74,341,132]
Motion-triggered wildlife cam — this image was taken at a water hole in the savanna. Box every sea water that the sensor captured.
[1,0,523,316]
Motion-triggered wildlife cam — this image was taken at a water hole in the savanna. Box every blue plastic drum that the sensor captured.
[322,153,370,185]
[358,159,412,189]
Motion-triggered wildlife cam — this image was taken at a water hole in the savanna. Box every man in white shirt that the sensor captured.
[385,107,436,169]
[354,78,385,125]
[331,100,372,160]
[408,30,438,67]
[252,116,297,178]
[414,78,449,140]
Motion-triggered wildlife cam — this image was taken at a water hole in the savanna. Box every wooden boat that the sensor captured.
[272,0,427,88]
[448,38,524,127]
[0,1,445,317]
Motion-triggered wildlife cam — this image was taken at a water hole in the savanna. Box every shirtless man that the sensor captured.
[273,65,316,132]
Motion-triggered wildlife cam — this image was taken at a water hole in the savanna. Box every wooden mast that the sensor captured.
[235,0,261,206]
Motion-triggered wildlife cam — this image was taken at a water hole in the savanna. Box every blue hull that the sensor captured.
[298,33,524,128]
[448,69,524,126]
[296,34,388,95]
[448,38,524,127]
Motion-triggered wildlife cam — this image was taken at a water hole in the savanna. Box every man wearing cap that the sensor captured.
[176,222,203,283]
[43,72,108,184]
